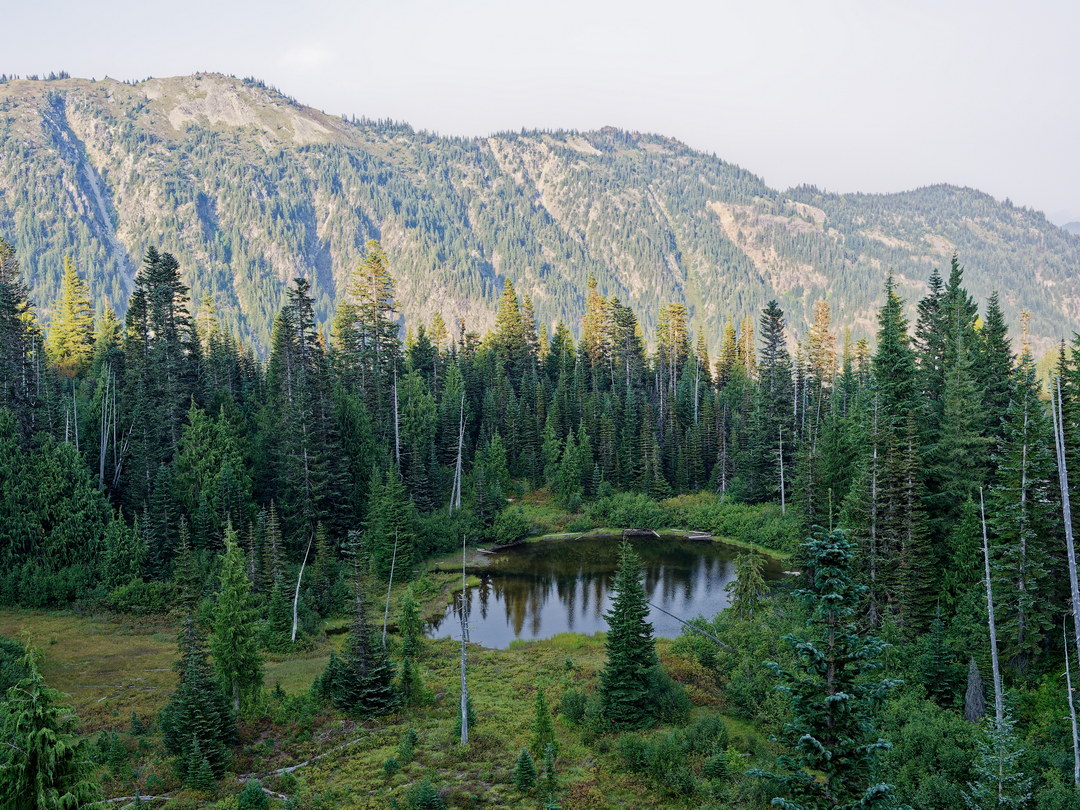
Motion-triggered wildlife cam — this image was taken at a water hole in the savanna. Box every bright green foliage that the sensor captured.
[725,552,767,620]
[44,256,93,377]
[397,728,418,764]
[755,529,907,809]
[0,650,101,810]
[514,748,538,792]
[398,587,424,659]
[531,686,556,756]
[600,542,660,729]
[209,524,264,712]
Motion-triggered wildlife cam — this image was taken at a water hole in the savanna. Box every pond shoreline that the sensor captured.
[487,527,793,563]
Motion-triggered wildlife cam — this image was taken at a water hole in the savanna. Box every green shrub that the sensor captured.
[237,780,269,809]
[684,713,728,755]
[588,492,666,530]
[105,579,172,615]
[646,666,691,724]
[383,757,400,778]
[405,778,446,809]
[559,689,587,725]
[491,506,531,545]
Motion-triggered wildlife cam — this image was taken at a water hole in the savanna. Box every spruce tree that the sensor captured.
[754,529,907,809]
[45,256,94,377]
[599,542,660,729]
[161,533,234,779]
[725,552,768,620]
[210,524,264,712]
[531,686,556,756]
[0,650,101,810]
[320,555,397,716]
[514,748,538,792]
[963,711,1032,809]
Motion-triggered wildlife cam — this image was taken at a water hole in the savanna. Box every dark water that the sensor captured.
[426,535,785,649]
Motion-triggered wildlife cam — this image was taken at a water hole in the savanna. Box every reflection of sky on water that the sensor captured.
[426,537,782,649]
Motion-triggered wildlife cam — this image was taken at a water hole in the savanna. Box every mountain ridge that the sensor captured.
[1,72,1077,351]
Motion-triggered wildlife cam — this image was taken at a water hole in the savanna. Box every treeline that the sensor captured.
[8,227,1080,804]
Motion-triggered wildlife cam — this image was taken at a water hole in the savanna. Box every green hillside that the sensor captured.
[1,72,1077,350]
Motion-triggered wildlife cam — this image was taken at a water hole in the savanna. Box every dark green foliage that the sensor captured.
[755,529,907,809]
[318,565,397,717]
[558,689,587,725]
[599,542,660,729]
[405,778,446,810]
[237,779,269,809]
[514,749,538,792]
[160,535,235,780]
[0,649,101,810]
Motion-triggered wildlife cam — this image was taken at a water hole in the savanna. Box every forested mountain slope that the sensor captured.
[1,72,1077,350]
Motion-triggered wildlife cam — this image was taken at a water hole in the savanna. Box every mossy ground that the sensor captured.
[0,605,766,808]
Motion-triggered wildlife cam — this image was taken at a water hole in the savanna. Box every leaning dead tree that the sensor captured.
[979,487,1004,725]
[382,532,399,647]
[449,392,465,513]
[1053,377,1080,785]
[291,530,315,643]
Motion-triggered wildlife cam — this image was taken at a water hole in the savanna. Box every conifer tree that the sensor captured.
[161,530,234,779]
[988,341,1056,673]
[45,256,94,377]
[963,711,1032,809]
[514,748,538,792]
[210,524,264,712]
[754,529,906,809]
[532,686,556,756]
[725,552,768,620]
[0,649,101,810]
[320,551,397,716]
[600,542,660,729]
[399,586,424,659]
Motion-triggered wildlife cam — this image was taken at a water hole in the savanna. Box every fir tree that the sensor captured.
[0,649,101,810]
[45,256,94,377]
[599,542,660,729]
[532,686,556,756]
[514,748,538,792]
[754,529,907,809]
[210,524,264,712]
[963,711,1032,809]
[725,552,768,620]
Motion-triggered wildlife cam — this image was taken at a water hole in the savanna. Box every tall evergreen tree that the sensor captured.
[754,529,907,809]
[210,524,264,711]
[599,542,660,729]
[0,649,101,810]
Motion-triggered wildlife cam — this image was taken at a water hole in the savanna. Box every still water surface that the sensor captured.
[427,535,784,649]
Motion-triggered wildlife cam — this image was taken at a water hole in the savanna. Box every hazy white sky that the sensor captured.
[8,0,1079,221]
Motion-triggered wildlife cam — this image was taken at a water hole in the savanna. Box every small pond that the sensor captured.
[426,534,786,649]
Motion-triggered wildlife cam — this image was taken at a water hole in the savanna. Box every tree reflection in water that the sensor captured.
[426,536,783,649]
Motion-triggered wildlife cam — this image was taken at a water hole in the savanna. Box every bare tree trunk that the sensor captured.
[450,393,465,513]
[980,487,1004,725]
[1066,617,1080,786]
[382,533,398,647]
[1053,378,1080,785]
[393,368,401,473]
[778,423,786,515]
[98,367,110,489]
[291,531,314,643]
[460,535,469,745]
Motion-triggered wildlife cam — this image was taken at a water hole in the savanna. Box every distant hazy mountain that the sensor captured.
[1063,222,1080,236]
[1,72,1077,351]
